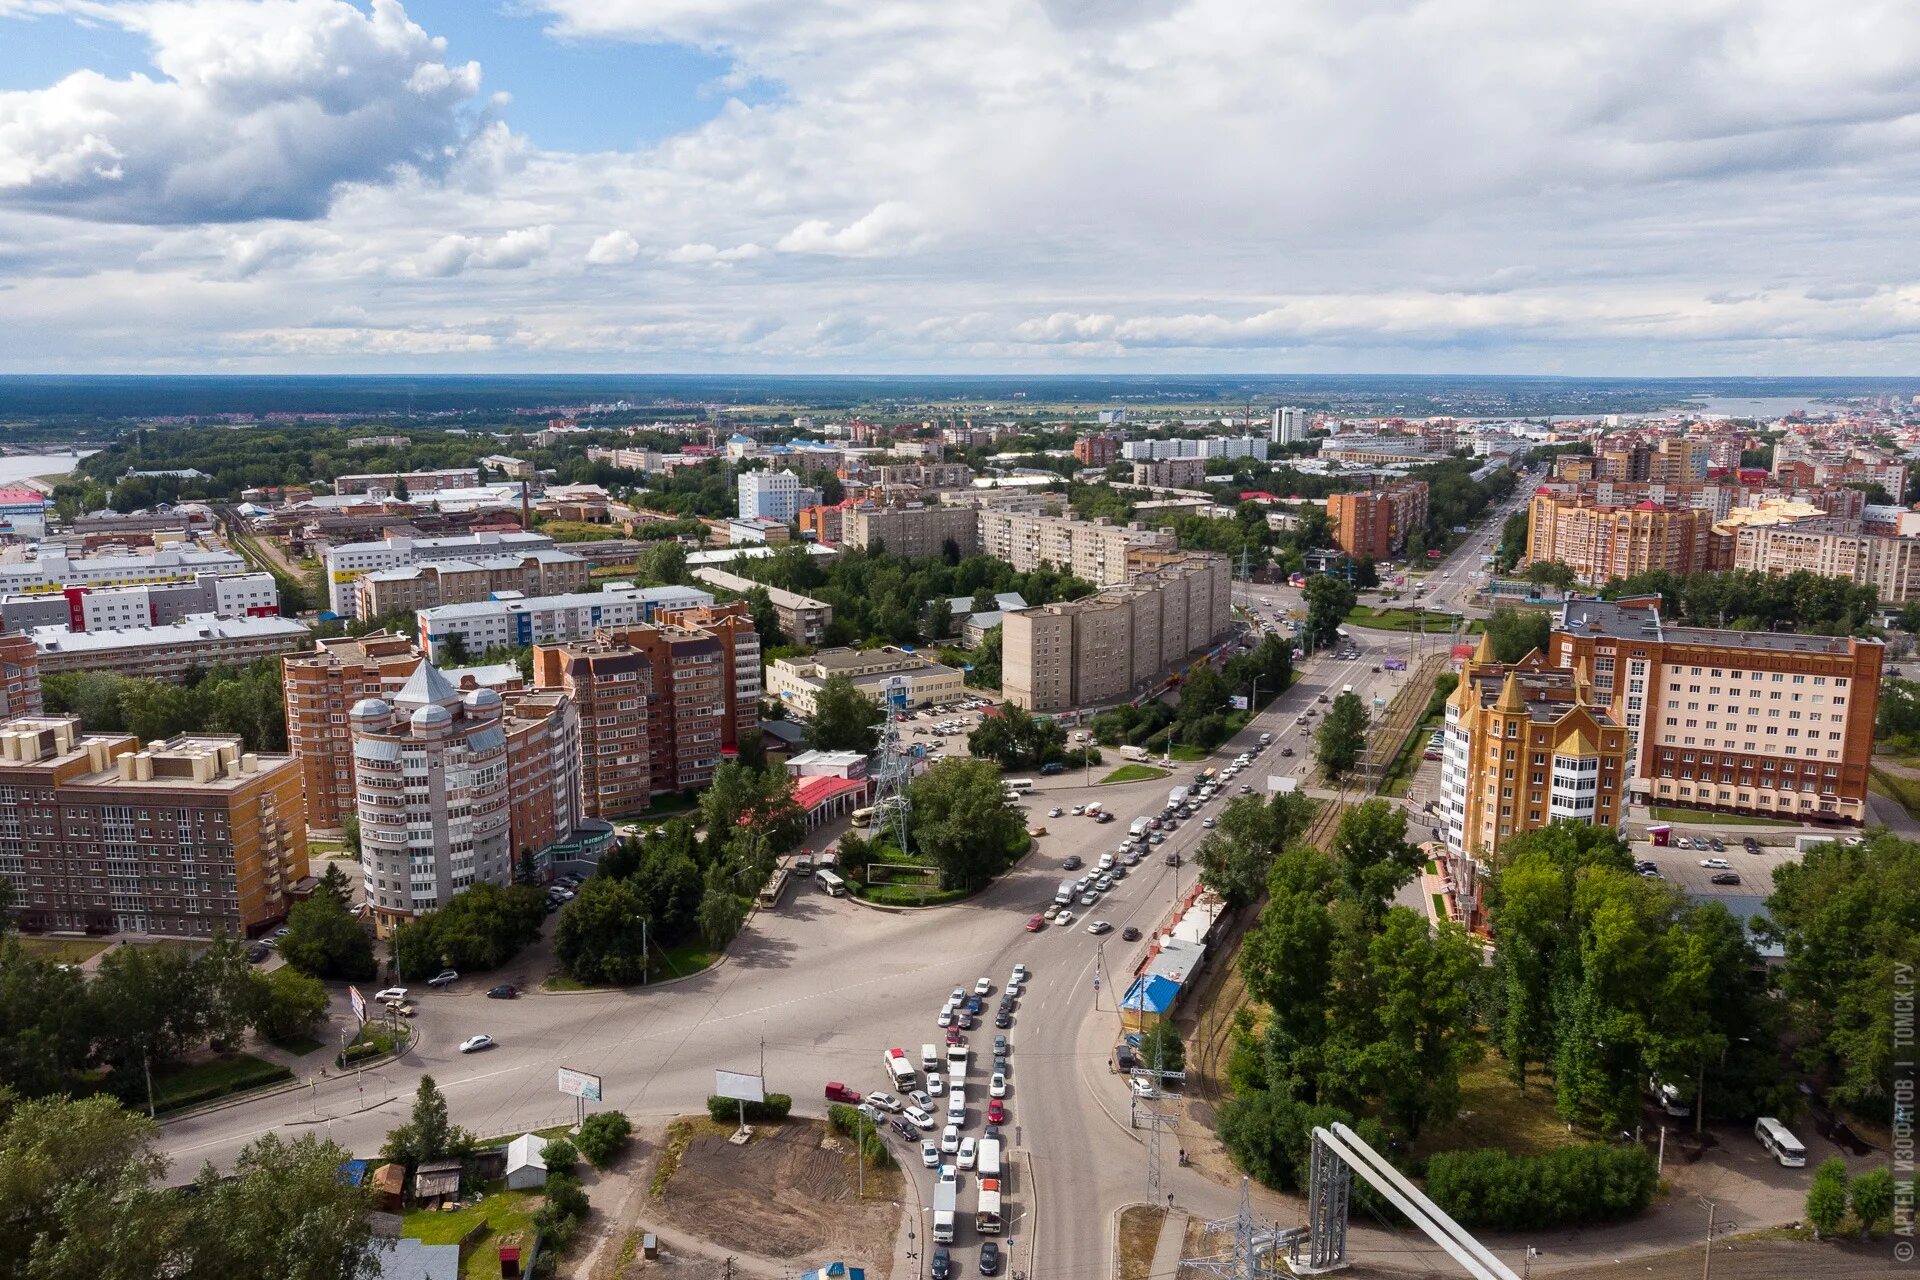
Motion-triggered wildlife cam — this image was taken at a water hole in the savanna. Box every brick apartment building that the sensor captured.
[1327,480,1429,561]
[0,717,308,938]
[353,550,589,619]
[1073,434,1120,467]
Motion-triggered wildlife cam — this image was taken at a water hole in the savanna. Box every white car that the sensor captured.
[938,1163,958,1187]
[926,1072,944,1096]
[1011,963,1029,983]
[458,1034,495,1054]
[921,1140,940,1167]
[1130,1077,1158,1099]
[910,1089,933,1110]
[867,1091,901,1113]
[974,977,993,996]
[990,1072,1007,1098]
[1056,909,1075,926]
[1087,920,1112,935]
[1700,857,1732,870]
[372,987,409,1003]
[940,1124,961,1154]
[1048,807,1063,818]
[957,1137,978,1169]
[904,1105,937,1130]
[951,987,967,1004]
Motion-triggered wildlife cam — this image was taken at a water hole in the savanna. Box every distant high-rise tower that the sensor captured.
[1271,406,1309,445]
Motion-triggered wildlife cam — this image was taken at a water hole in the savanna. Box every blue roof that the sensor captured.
[1121,974,1181,1015]
[800,1266,866,1280]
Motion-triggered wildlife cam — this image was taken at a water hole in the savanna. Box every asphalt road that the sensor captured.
[159,503,1521,1278]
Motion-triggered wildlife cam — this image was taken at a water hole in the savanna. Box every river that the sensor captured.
[0,450,94,487]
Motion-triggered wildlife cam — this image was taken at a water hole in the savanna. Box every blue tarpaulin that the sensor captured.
[800,1266,865,1280]
[1121,974,1180,1015]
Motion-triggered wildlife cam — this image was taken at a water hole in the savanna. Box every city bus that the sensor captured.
[849,806,877,829]
[1753,1117,1806,1167]
[1003,778,1034,793]
[815,869,847,898]
[757,867,790,908]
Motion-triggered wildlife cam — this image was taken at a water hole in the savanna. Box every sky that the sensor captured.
[2,0,1920,375]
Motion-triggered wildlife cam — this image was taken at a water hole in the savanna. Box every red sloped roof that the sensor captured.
[793,775,867,810]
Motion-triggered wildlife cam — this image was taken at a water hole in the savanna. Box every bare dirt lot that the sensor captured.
[600,1117,901,1278]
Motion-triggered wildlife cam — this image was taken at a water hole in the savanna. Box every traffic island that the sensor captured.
[1113,1203,1166,1280]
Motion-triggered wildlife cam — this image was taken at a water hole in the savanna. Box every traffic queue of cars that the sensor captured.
[823,964,1029,1276]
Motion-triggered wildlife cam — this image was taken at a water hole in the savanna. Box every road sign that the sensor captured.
[557,1067,603,1101]
[1094,977,1101,990]
[348,985,367,1025]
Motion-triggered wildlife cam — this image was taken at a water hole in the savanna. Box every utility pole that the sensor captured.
[1701,1201,1715,1280]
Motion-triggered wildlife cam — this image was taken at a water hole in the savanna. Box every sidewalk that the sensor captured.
[1147,1208,1190,1280]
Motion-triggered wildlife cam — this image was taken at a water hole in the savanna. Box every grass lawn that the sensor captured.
[270,1034,325,1057]
[1869,767,1920,820]
[849,830,1030,908]
[1164,743,1210,762]
[1378,714,1440,798]
[150,1052,293,1113]
[610,795,700,826]
[1648,805,1793,828]
[1412,1057,1587,1160]
[1116,1205,1168,1280]
[404,1189,541,1280]
[13,935,110,965]
[652,940,719,979]
[538,519,622,543]
[1431,892,1447,919]
[1424,858,1439,875]
[1100,763,1171,785]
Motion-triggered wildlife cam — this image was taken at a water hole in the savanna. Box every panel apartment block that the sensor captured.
[975,510,1173,586]
[0,718,307,938]
[844,503,981,559]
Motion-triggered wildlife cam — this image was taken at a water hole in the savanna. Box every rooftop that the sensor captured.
[1554,595,1873,655]
[419,584,711,622]
[29,612,311,653]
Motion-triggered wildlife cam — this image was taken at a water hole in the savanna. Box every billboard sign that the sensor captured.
[348,985,367,1024]
[557,1068,603,1101]
[715,1069,766,1103]
[1230,695,1249,710]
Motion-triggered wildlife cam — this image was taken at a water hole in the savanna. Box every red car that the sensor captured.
[825,1081,863,1104]
[1025,914,1046,932]
[945,1028,966,1047]
[986,1098,1006,1125]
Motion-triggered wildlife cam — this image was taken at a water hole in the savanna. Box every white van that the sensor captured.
[1753,1117,1806,1167]
[922,1043,940,1073]
[947,1087,966,1121]
[1097,853,1115,872]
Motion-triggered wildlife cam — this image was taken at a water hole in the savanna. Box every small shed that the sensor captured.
[413,1159,463,1206]
[370,1163,408,1210]
[504,1134,548,1191]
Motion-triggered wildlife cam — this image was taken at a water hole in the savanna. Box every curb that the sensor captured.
[537,952,728,996]
[1109,1201,1155,1280]
[158,1028,416,1125]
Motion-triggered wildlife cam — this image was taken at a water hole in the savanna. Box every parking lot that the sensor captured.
[1632,833,1802,898]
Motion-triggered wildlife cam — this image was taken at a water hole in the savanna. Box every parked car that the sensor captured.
[990,1072,1007,1098]
[986,1098,1006,1125]
[428,969,460,988]
[868,1091,902,1112]
[824,1081,863,1104]
[1709,837,1726,852]
[486,984,518,999]
[1743,837,1761,854]
[458,1034,496,1054]
[1700,857,1732,870]
[994,1011,1012,1028]
[1130,1077,1158,1098]
[957,1136,978,1169]
[1056,909,1075,926]
[931,1246,953,1280]
[926,1072,944,1096]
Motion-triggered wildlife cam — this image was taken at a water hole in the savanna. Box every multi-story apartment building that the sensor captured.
[1318,435,1446,465]
[0,634,40,719]
[657,601,762,759]
[1270,407,1310,445]
[0,570,280,634]
[975,510,1174,586]
[283,631,425,835]
[0,545,248,596]
[1121,437,1269,462]
[348,661,582,932]
[29,613,312,681]
[738,469,803,522]
[0,717,307,938]
[796,501,849,545]
[864,463,973,491]
[416,584,712,661]
[1726,515,1920,603]
[690,568,832,644]
[1073,434,1121,467]
[843,502,982,559]
[1549,596,1882,824]
[324,530,556,616]
[353,550,589,619]
[1327,481,1429,561]
[1131,458,1209,489]
[767,647,965,717]
[1000,553,1231,711]
[1437,636,1629,862]
[334,468,479,497]
[1525,491,1716,584]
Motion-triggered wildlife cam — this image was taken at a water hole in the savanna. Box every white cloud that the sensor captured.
[413,225,553,277]
[586,229,640,264]
[8,0,1920,370]
[0,0,482,223]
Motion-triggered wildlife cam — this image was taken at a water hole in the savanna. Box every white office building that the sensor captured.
[738,470,803,522]
[322,530,555,617]
[1121,437,1270,463]
[416,584,714,661]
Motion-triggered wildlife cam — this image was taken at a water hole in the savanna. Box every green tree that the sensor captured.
[1484,606,1550,662]
[639,539,689,586]
[278,891,377,982]
[380,1075,470,1170]
[1850,1167,1895,1238]
[184,1132,383,1280]
[1363,910,1481,1137]
[926,597,955,639]
[317,861,352,903]
[1136,1022,1186,1073]
[0,937,93,1096]
[696,863,747,949]
[907,758,1024,889]
[0,1094,179,1280]
[540,1137,578,1178]
[1328,799,1420,917]
[1302,573,1355,648]
[575,1110,633,1168]
[1806,1158,1849,1238]
[1495,508,1529,572]
[1313,690,1368,780]
[744,586,787,647]
[1526,560,1578,591]
[968,623,1003,689]
[253,966,329,1044]
[1195,793,1279,908]
[552,876,652,986]
[1352,557,1379,589]
[807,673,881,754]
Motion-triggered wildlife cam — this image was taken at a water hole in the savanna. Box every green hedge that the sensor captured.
[151,1060,293,1114]
[826,1103,895,1169]
[1424,1144,1658,1230]
[706,1093,793,1123]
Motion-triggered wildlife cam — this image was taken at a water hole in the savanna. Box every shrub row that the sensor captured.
[151,1062,294,1115]
[826,1103,895,1169]
[1424,1144,1658,1230]
[705,1093,793,1124]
